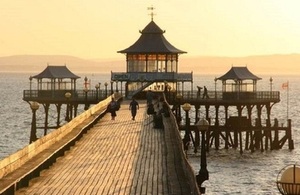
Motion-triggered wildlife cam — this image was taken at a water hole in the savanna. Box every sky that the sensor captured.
[1,0,300,59]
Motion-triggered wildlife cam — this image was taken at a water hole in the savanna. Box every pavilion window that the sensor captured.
[157,54,166,61]
[166,61,173,72]
[57,80,69,90]
[148,54,157,61]
[174,60,178,72]
[158,61,164,72]
[127,60,146,72]
[148,60,156,72]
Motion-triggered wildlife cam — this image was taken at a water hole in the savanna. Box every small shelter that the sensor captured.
[32,65,80,91]
[217,66,261,100]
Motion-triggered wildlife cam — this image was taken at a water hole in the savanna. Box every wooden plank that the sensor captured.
[15,100,193,195]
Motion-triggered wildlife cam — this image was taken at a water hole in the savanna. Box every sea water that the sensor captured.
[0,72,298,194]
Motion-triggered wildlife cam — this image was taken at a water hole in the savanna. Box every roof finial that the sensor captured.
[147,6,156,21]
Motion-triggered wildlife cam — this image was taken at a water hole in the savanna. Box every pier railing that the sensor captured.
[111,71,193,82]
[23,89,115,103]
[162,96,201,194]
[168,90,280,103]
[0,94,122,194]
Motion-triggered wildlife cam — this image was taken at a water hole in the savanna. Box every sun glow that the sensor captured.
[0,0,300,74]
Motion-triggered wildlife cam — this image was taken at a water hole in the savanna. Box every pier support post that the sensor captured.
[214,105,220,150]
[224,106,229,149]
[30,102,39,143]
[105,82,108,97]
[56,103,61,126]
[43,103,50,136]
[194,105,200,150]
[287,119,294,149]
[196,119,209,194]
[273,118,279,149]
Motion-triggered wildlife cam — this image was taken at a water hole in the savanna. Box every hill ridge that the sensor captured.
[0,54,299,75]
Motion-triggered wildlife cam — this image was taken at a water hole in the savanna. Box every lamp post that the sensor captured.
[168,85,171,101]
[182,81,184,97]
[176,94,182,123]
[99,82,103,99]
[84,76,89,89]
[277,164,300,195]
[99,82,101,98]
[171,88,176,103]
[270,77,273,92]
[95,84,100,101]
[29,76,33,97]
[164,80,167,94]
[214,77,217,99]
[84,88,89,110]
[116,80,119,92]
[30,101,39,143]
[110,80,114,95]
[65,92,72,121]
[104,82,108,97]
[182,103,191,153]
[195,118,210,194]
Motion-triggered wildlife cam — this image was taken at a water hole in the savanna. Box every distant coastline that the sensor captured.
[0,54,299,75]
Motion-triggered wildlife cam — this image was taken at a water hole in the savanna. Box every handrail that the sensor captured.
[0,93,122,194]
[23,89,112,102]
[162,95,201,195]
[166,90,280,104]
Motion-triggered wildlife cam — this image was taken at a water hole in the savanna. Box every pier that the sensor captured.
[4,14,294,195]
[0,97,200,195]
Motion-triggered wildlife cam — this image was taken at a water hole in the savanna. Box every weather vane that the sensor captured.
[147,6,156,21]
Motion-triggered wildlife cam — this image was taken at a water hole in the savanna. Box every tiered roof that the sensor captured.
[32,65,80,79]
[217,66,261,81]
[118,21,186,54]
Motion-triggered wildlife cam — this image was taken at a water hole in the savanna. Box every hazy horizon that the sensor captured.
[0,54,299,75]
[1,1,300,59]
[0,1,300,75]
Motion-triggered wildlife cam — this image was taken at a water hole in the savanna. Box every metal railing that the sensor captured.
[172,90,280,102]
[23,89,113,102]
[111,72,193,82]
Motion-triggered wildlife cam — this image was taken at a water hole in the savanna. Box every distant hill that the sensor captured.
[0,54,299,75]
[180,54,300,75]
[0,55,125,73]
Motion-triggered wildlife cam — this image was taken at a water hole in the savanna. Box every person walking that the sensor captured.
[108,97,118,120]
[202,86,209,99]
[197,86,202,98]
[129,98,139,120]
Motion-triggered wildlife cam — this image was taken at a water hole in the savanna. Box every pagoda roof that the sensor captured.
[217,66,261,81]
[118,20,186,54]
[32,65,80,79]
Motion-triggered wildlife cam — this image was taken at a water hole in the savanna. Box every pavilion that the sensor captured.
[112,18,192,99]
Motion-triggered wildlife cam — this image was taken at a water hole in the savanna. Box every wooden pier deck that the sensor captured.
[15,100,193,195]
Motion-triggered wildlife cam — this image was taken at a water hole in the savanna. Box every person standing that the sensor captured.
[146,90,153,105]
[129,98,139,120]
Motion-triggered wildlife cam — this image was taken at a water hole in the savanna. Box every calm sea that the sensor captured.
[0,72,299,194]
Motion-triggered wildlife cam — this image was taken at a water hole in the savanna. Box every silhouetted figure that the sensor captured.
[147,103,155,115]
[197,86,202,98]
[129,98,139,120]
[146,90,153,105]
[108,97,118,120]
[202,86,209,99]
